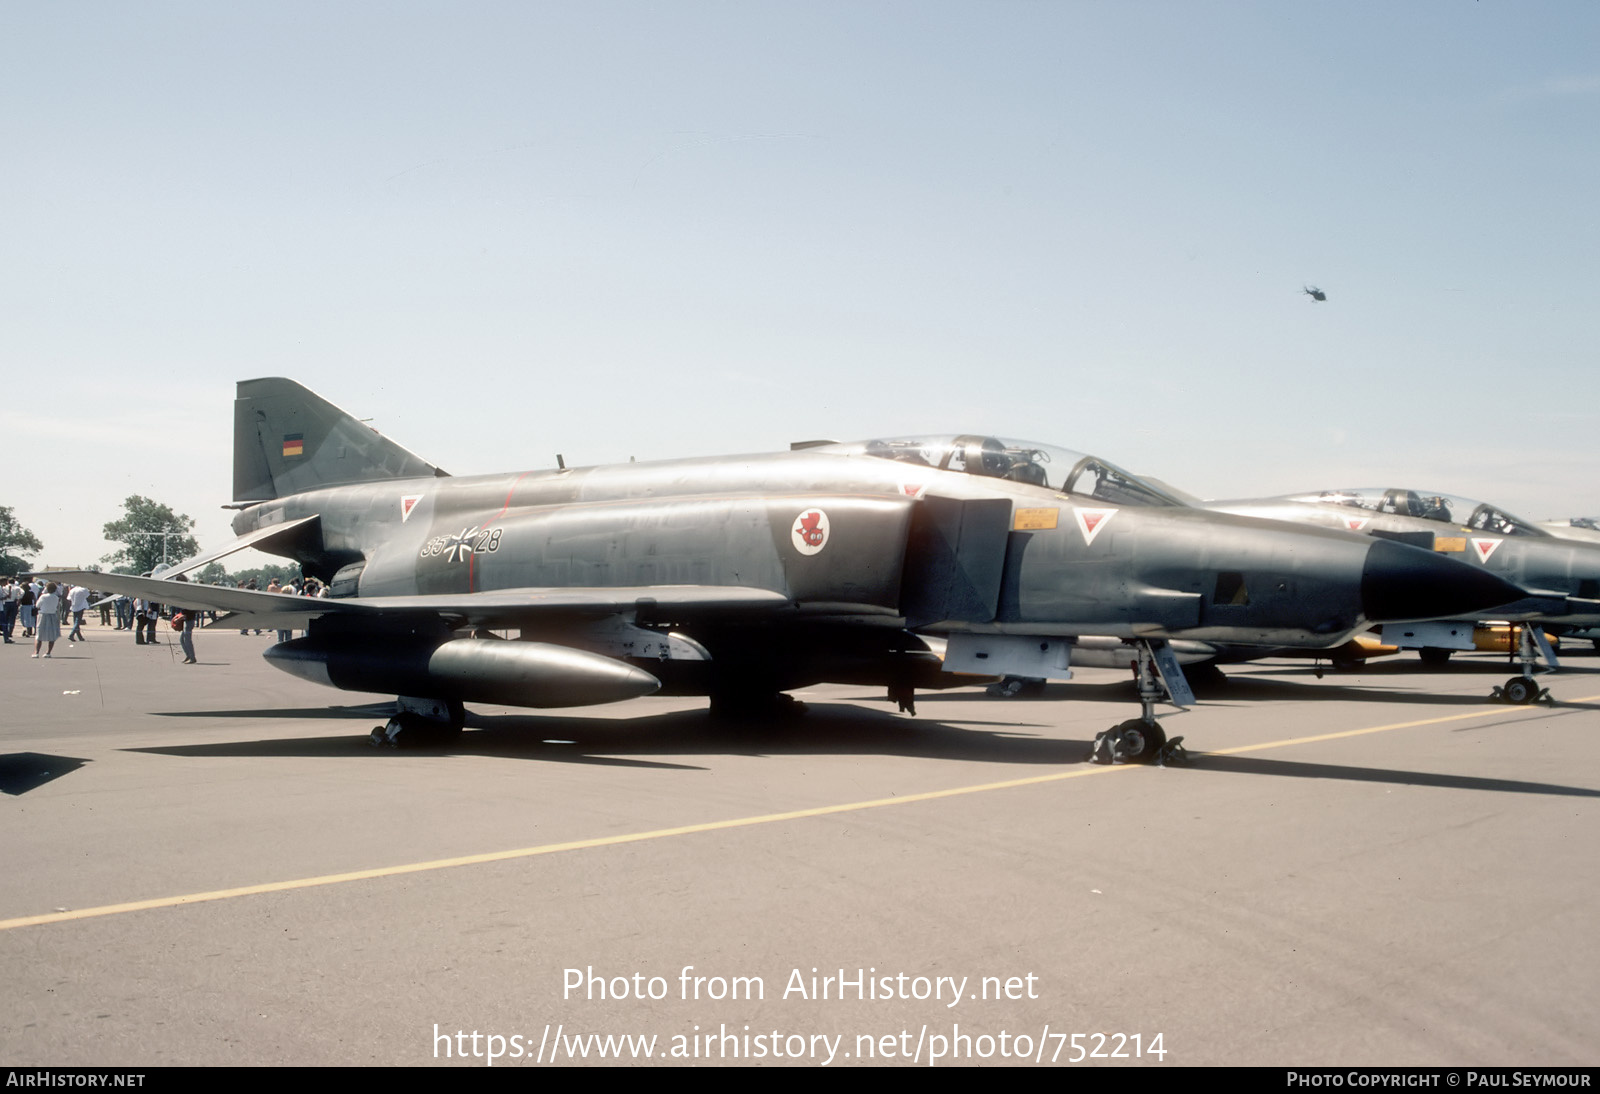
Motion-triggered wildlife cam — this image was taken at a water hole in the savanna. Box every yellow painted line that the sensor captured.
[4,693,1597,933]
[1203,691,1600,756]
[0,766,1144,931]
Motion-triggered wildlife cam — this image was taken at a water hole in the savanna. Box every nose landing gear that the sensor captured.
[1087,640,1191,766]
[1489,625,1556,705]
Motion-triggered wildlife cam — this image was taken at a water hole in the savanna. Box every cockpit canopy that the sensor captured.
[821,435,1186,507]
[1283,487,1545,537]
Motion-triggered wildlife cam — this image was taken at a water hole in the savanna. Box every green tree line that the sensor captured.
[3,498,302,585]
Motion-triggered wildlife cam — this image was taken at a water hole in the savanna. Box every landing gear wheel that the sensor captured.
[1501,676,1537,705]
[370,710,464,748]
[986,676,1047,698]
[1418,647,1453,668]
[1088,718,1168,765]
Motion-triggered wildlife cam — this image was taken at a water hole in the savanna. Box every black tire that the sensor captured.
[1418,647,1453,668]
[1502,676,1536,705]
[1112,718,1167,764]
[389,710,464,747]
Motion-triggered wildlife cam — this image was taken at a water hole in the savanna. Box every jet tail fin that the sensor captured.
[233,378,448,502]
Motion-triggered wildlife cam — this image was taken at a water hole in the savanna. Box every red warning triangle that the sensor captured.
[1073,507,1118,546]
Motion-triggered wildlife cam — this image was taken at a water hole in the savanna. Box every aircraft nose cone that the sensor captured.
[1360,537,1524,622]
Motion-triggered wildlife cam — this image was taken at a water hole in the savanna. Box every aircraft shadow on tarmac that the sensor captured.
[927,673,1600,710]
[0,753,91,796]
[124,701,1600,799]
[157,703,401,721]
[1234,658,1600,679]
[1192,753,1600,799]
[131,703,1079,769]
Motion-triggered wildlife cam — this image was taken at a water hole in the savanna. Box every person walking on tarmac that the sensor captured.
[134,596,161,646]
[172,574,197,664]
[32,582,62,658]
[67,583,90,642]
[19,581,36,638]
[177,609,197,663]
[1,577,18,643]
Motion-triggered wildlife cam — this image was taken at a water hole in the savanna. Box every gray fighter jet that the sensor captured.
[49,380,1522,763]
[1540,518,1600,546]
[1209,487,1600,702]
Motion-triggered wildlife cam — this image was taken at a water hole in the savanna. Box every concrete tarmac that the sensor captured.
[3,620,1598,1067]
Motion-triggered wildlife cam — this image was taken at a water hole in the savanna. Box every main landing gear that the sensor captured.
[1489,625,1557,706]
[985,676,1048,698]
[1087,640,1191,766]
[887,683,917,715]
[371,696,466,748]
[707,687,808,721]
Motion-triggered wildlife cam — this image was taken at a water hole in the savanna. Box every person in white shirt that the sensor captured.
[1,577,19,643]
[33,582,62,658]
[67,584,91,642]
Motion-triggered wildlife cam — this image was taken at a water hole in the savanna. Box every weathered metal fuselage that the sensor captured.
[233,447,1514,702]
[1211,497,1600,627]
[50,379,1528,718]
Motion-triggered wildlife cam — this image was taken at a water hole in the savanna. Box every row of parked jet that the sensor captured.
[49,379,1598,765]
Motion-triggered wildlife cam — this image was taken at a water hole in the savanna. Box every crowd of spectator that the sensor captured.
[2,571,329,663]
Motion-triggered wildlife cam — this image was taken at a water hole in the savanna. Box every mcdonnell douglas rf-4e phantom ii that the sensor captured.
[1209,487,1600,703]
[50,380,1523,764]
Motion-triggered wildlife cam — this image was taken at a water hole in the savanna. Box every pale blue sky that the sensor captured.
[5,2,1596,565]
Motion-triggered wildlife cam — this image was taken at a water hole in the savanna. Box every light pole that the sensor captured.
[125,528,186,569]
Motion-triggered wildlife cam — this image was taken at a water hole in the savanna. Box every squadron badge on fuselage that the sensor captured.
[792,509,830,556]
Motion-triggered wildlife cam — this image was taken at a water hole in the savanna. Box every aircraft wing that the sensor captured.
[147,515,323,579]
[38,570,791,630]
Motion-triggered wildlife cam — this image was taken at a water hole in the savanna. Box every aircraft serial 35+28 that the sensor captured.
[53,379,1521,763]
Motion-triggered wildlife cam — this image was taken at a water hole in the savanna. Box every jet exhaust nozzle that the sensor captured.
[1359,538,1525,623]
[265,636,661,708]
